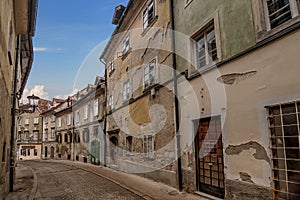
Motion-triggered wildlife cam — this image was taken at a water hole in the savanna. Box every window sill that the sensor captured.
[143,83,159,94]
[257,15,300,42]
[109,69,115,76]
[141,16,159,37]
[188,59,221,79]
[121,48,132,60]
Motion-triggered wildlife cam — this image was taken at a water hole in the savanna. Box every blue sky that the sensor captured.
[24,0,128,100]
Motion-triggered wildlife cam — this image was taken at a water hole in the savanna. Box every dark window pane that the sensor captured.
[281,103,296,114]
[287,171,300,183]
[284,126,299,137]
[274,180,288,194]
[288,182,300,197]
[269,116,282,126]
[287,160,300,171]
[270,106,280,115]
[271,127,283,137]
[267,0,292,29]
[286,149,300,159]
[284,137,299,147]
[282,114,297,125]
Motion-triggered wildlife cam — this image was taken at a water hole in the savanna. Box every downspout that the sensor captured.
[169,0,183,191]
[9,34,21,192]
[100,58,107,167]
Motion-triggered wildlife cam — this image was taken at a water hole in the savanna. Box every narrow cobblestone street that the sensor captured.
[7,161,143,200]
[5,160,206,200]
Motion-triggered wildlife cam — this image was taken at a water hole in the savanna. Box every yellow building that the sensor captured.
[0,0,38,196]
[101,0,178,187]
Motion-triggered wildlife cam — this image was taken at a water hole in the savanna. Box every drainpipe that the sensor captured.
[100,58,107,167]
[9,34,21,192]
[169,0,183,191]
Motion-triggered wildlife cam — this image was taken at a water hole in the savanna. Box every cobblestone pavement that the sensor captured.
[18,160,143,200]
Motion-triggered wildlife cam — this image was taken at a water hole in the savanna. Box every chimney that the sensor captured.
[112,5,126,25]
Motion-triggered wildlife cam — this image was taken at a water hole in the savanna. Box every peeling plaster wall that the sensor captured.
[178,28,300,198]
[104,0,177,187]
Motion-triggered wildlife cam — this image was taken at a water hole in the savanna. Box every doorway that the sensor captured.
[109,136,118,165]
[45,146,48,158]
[195,116,225,199]
[50,146,54,159]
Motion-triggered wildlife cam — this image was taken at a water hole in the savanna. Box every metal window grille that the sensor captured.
[266,0,292,29]
[268,101,300,199]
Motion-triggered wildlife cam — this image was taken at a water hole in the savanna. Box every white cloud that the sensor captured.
[54,88,79,100]
[33,47,48,52]
[21,85,49,103]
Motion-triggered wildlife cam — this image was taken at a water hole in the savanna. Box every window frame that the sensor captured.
[123,80,131,101]
[109,95,114,110]
[84,104,89,120]
[189,13,221,76]
[51,128,55,139]
[143,0,156,30]
[143,58,157,89]
[25,117,30,125]
[122,34,130,55]
[67,114,71,126]
[94,99,99,116]
[143,134,154,158]
[57,117,62,128]
[33,131,39,141]
[263,0,300,30]
[108,59,115,75]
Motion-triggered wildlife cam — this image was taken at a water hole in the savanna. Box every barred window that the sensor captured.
[268,102,300,199]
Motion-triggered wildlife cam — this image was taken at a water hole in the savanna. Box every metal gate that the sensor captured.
[195,116,225,199]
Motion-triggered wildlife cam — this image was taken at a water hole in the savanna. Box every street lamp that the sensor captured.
[27,94,40,112]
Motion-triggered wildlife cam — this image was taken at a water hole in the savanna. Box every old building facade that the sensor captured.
[41,98,65,159]
[17,99,49,161]
[101,0,178,187]
[173,0,300,199]
[72,77,105,164]
[0,0,38,197]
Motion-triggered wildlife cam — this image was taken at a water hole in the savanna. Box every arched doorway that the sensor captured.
[109,136,118,165]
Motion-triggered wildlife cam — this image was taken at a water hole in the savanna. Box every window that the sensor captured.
[21,149,26,156]
[27,149,30,156]
[264,0,300,29]
[94,99,99,116]
[67,114,71,125]
[268,102,300,199]
[34,117,39,124]
[93,126,99,136]
[123,80,131,101]
[83,128,90,143]
[76,110,80,123]
[143,0,155,30]
[108,59,115,74]
[24,131,29,140]
[126,136,133,153]
[69,133,73,143]
[64,133,68,143]
[84,105,89,120]
[33,131,38,141]
[51,115,55,122]
[44,129,48,140]
[57,117,62,127]
[57,133,62,143]
[195,24,217,69]
[143,135,154,158]
[75,131,81,143]
[34,149,38,156]
[109,96,114,110]
[25,118,29,125]
[123,34,130,55]
[45,116,48,124]
[51,128,55,139]
[144,59,156,88]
